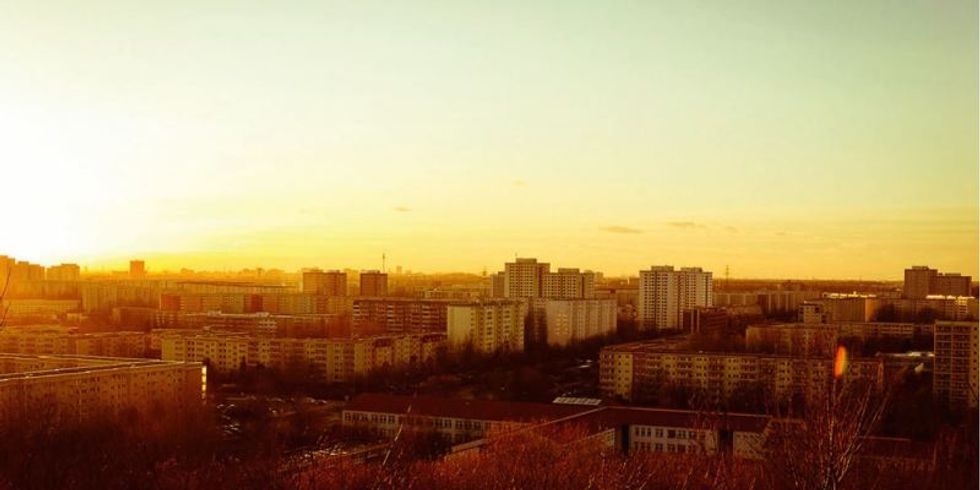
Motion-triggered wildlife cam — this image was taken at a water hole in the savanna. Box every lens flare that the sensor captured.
[833,345,848,379]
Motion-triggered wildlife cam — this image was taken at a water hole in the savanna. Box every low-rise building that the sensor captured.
[342,394,771,458]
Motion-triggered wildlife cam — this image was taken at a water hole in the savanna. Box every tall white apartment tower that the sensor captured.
[504,258,550,298]
[637,266,713,331]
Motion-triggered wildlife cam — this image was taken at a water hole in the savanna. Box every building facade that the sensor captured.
[637,266,713,331]
[158,330,445,382]
[302,269,348,296]
[0,355,204,426]
[542,298,616,347]
[599,341,884,403]
[933,321,979,408]
[447,300,527,354]
[352,298,451,334]
[359,270,389,297]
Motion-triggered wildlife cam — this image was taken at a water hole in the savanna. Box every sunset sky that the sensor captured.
[1,1,976,278]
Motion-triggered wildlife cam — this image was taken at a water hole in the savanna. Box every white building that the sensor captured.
[543,298,617,347]
[637,266,713,331]
[447,300,527,354]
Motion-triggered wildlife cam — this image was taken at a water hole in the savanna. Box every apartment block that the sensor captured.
[542,298,616,347]
[0,355,204,426]
[45,263,81,281]
[359,270,389,297]
[158,330,445,383]
[302,269,348,296]
[746,322,932,358]
[352,297,451,334]
[637,266,713,331]
[447,300,527,354]
[933,321,979,407]
[542,268,597,299]
[904,266,972,299]
[0,326,146,357]
[599,340,883,403]
[503,258,550,298]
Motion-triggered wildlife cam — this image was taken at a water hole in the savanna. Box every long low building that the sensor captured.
[746,322,934,357]
[0,325,146,358]
[342,394,770,458]
[0,354,204,426]
[599,340,884,403]
[158,330,445,382]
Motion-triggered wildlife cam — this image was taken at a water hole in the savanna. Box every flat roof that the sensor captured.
[346,394,593,423]
[344,394,772,434]
[0,354,201,380]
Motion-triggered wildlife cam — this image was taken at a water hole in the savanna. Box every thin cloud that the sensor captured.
[600,225,644,234]
[512,179,526,187]
[667,221,704,229]
[393,206,412,212]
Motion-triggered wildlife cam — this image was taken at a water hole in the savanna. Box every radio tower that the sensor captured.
[725,265,730,289]
[382,253,386,273]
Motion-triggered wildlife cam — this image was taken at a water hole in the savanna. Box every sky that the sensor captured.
[0,1,976,279]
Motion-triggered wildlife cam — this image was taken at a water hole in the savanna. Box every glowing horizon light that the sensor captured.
[833,345,849,379]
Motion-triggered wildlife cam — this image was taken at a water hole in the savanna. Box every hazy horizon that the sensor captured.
[2,0,977,279]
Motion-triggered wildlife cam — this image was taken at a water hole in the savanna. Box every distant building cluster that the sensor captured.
[485,258,616,348]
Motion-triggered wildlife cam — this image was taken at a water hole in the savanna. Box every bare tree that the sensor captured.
[0,266,9,330]
[763,378,889,489]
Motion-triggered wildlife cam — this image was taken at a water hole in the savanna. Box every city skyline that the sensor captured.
[1,1,976,279]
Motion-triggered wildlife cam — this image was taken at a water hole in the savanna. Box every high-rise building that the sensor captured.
[45,263,81,281]
[359,270,388,297]
[489,272,506,298]
[352,297,451,333]
[637,266,713,331]
[542,268,597,299]
[904,266,972,299]
[543,298,616,347]
[932,273,972,298]
[933,321,979,408]
[302,269,347,296]
[503,258,550,298]
[447,300,527,353]
[129,260,146,279]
